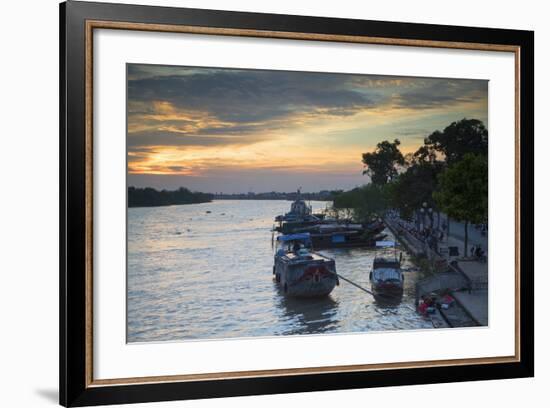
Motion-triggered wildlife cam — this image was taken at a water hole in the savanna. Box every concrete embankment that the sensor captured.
[383,218,426,257]
[383,217,485,328]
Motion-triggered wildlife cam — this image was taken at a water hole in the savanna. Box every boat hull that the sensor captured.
[310,233,387,249]
[274,257,338,298]
[369,257,404,300]
[371,282,404,299]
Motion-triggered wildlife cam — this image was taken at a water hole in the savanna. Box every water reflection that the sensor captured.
[275,287,340,335]
[127,200,433,342]
[373,294,404,307]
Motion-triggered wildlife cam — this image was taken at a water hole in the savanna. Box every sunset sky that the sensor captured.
[127,64,488,193]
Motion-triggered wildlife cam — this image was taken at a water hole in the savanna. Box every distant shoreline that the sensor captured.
[213,197,332,201]
[128,187,213,208]
[128,187,340,207]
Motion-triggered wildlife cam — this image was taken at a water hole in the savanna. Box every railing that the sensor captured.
[384,218,426,257]
[386,217,478,305]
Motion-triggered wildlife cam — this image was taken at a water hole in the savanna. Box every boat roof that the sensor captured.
[284,252,330,262]
[376,240,396,247]
[373,257,400,268]
[276,232,311,242]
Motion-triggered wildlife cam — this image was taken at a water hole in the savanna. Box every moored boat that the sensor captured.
[273,233,338,297]
[293,221,387,249]
[369,241,404,299]
[274,189,326,234]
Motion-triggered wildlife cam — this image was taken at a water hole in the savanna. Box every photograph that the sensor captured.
[126,64,489,343]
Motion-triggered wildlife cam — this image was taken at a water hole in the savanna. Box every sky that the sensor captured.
[127,64,488,194]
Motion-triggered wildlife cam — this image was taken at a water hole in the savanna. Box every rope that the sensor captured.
[336,273,374,296]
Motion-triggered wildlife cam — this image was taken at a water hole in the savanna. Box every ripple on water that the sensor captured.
[127,200,434,343]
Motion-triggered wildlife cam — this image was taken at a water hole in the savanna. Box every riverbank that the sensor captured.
[383,215,488,328]
[128,186,213,208]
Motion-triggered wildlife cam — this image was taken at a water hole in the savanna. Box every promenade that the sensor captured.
[385,212,488,327]
[452,289,488,326]
[444,215,488,255]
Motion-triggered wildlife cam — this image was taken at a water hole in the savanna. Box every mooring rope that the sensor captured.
[336,273,374,296]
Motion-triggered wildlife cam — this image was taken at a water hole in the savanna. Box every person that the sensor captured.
[475,245,483,259]
[293,241,301,253]
[470,246,475,257]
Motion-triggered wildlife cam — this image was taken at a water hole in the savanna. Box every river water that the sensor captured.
[127,200,433,343]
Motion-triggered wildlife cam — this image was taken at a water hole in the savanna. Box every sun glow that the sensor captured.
[127,65,488,191]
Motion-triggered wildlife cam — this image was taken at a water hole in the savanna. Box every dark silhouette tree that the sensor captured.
[423,118,488,165]
[362,139,405,185]
[390,161,444,220]
[333,184,390,223]
[128,187,213,208]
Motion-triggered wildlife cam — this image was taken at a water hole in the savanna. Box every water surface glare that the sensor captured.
[127,200,433,342]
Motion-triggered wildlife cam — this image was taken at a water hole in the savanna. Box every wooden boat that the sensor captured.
[273,233,338,297]
[369,241,404,299]
[291,220,387,249]
[274,189,325,234]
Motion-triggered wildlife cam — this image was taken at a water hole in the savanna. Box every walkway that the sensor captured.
[444,215,488,255]
[451,290,488,326]
[456,260,488,283]
[451,260,488,326]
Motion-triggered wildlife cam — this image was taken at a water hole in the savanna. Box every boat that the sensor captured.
[369,241,404,299]
[274,189,326,234]
[293,221,387,249]
[273,233,338,297]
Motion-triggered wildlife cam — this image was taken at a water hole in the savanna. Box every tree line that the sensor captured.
[128,187,213,208]
[333,118,488,255]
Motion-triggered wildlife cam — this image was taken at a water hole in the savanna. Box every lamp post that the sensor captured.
[422,202,428,231]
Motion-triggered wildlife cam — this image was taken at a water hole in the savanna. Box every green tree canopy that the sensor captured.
[433,153,488,255]
[362,139,405,185]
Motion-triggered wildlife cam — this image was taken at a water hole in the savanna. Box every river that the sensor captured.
[127,200,433,343]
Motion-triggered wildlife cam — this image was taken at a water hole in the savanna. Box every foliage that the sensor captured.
[128,187,213,208]
[333,184,390,222]
[334,118,488,243]
[362,139,405,185]
[433,153,488,255]
[381,119,487,218]
[433,153,488,224]
[390,161,444,218]
[422,118,488,164]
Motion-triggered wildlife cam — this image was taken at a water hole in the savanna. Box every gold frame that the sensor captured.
[84,20,521,388]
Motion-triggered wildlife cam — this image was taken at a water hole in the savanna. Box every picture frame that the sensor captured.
[59,0,534,406]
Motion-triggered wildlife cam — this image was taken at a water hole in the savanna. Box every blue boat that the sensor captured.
[273,233,338,297]
[369,241,404,299]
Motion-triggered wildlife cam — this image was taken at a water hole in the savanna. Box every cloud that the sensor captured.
[128,67,377,124]
[126,64,488,181]
[390,79,487,110]
[128,129,274,148]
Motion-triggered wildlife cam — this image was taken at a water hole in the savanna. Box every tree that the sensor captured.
[127,186,213,207]
[433,153,488,256]
[333,184,389,223]
[362,139,405,185]
[423,118,488,165]
[390,161,443,220]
